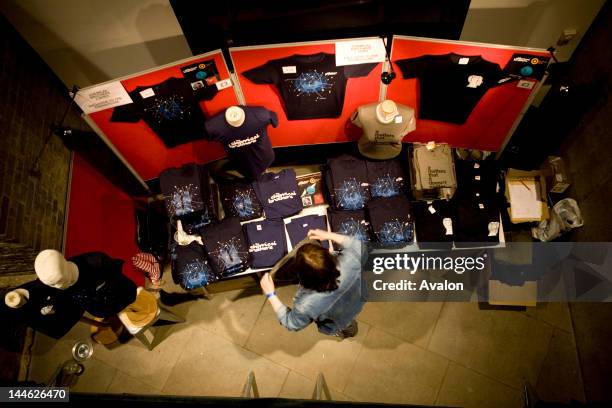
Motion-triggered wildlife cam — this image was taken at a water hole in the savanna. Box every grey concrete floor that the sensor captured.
[28,283,584,407]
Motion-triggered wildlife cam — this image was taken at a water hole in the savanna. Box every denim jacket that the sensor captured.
[275,237,365,335]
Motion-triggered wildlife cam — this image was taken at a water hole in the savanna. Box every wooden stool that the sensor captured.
[118,287,185,350]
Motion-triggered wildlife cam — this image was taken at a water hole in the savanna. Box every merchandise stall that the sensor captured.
[5,35,557,341]
[72,36,551,289]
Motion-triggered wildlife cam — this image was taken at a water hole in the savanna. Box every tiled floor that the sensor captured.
[28,285,585,407]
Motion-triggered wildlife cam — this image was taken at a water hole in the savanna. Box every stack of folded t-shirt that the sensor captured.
[366,197,414,244]
[326,155,369,211]
[329,210,371,242]
[454,159,501,247]
[243,219,287,269]
[172,242,217,290]
[252,169,302,219]
[366,159,406,198]
[160,163,216,225]
[285,214,330,249]
[218,180,263,221]
[412,200,456,250]
[411,143,456,199]
[200,217,250,277]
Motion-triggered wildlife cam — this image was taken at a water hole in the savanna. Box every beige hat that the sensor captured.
[34,249,79,290]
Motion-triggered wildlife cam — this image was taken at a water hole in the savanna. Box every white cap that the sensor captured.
[375,100,399,124]
[225,106,246,127]
[34,249,79,290]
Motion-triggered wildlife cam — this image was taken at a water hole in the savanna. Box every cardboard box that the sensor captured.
[488,280,537,307]
[505,168,549,223]
[541,156,571,194]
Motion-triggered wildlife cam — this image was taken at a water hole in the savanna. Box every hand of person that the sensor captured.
[307,229,330,242]
[260,273,275,295]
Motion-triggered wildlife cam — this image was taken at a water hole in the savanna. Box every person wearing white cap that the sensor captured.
[34,249,79,290]
[352,99,416,160]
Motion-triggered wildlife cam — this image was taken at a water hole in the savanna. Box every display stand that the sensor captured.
[387,36,548,151]
[80,49,239,182]
[229,38,385,148]
[64,35,549,297]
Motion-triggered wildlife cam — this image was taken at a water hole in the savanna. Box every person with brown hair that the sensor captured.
[260,229,365,339]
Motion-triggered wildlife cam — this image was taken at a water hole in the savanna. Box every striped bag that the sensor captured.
[132,252,161,286]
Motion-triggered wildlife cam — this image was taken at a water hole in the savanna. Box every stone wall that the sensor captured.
[0,14,89,276]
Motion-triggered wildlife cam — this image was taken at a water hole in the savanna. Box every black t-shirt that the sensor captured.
[3,279,85,339]
[68,252,137,318]
[395,53,504,124]
[455,159,500,201]
[326,155,370,211]
[285,214,330,249]
[412,200,456,250]
[218,180,263,222]
[205,106,278,179]
[160,163,207,218]
[201,217,250,277]
[172,242,216,290]
[243,219,287,269]
[329,210,371,242]
[252,169,302,219]
[110,77,217,147]
[365,159,406,198]
[454,195,500,247]
[366,197,414,245]
[243,53,377,120]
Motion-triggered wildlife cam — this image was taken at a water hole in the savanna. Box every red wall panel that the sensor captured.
[65,153,143,286]
[87,51,237,181]
[230,42,383,146]
[387,37,548,151]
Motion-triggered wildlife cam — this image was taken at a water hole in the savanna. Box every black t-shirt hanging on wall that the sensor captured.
[395,53,504,124]
[110,77,218,147]
[243,53,377,120]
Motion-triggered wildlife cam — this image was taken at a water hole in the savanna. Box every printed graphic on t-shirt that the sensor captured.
[243,53,377,120]
[209,238,247,276]
[268,191,297,204]
[378,219,413,243]
[180,259,213,289]
[466,75,484,88]
[286,70,335,100]
[227,134,260,149]
[374,130,397,143]
[370,173,402,198]
[427,167,450,188]
[335,179,367,210]
[143,94,188,122]
[166,184,201,216]
[249,241,278,253]
[232,192,257,219]
[338,219,370,242]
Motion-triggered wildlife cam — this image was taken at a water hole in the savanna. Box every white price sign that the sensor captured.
[335,39,386,66]
[75,81,133,114]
